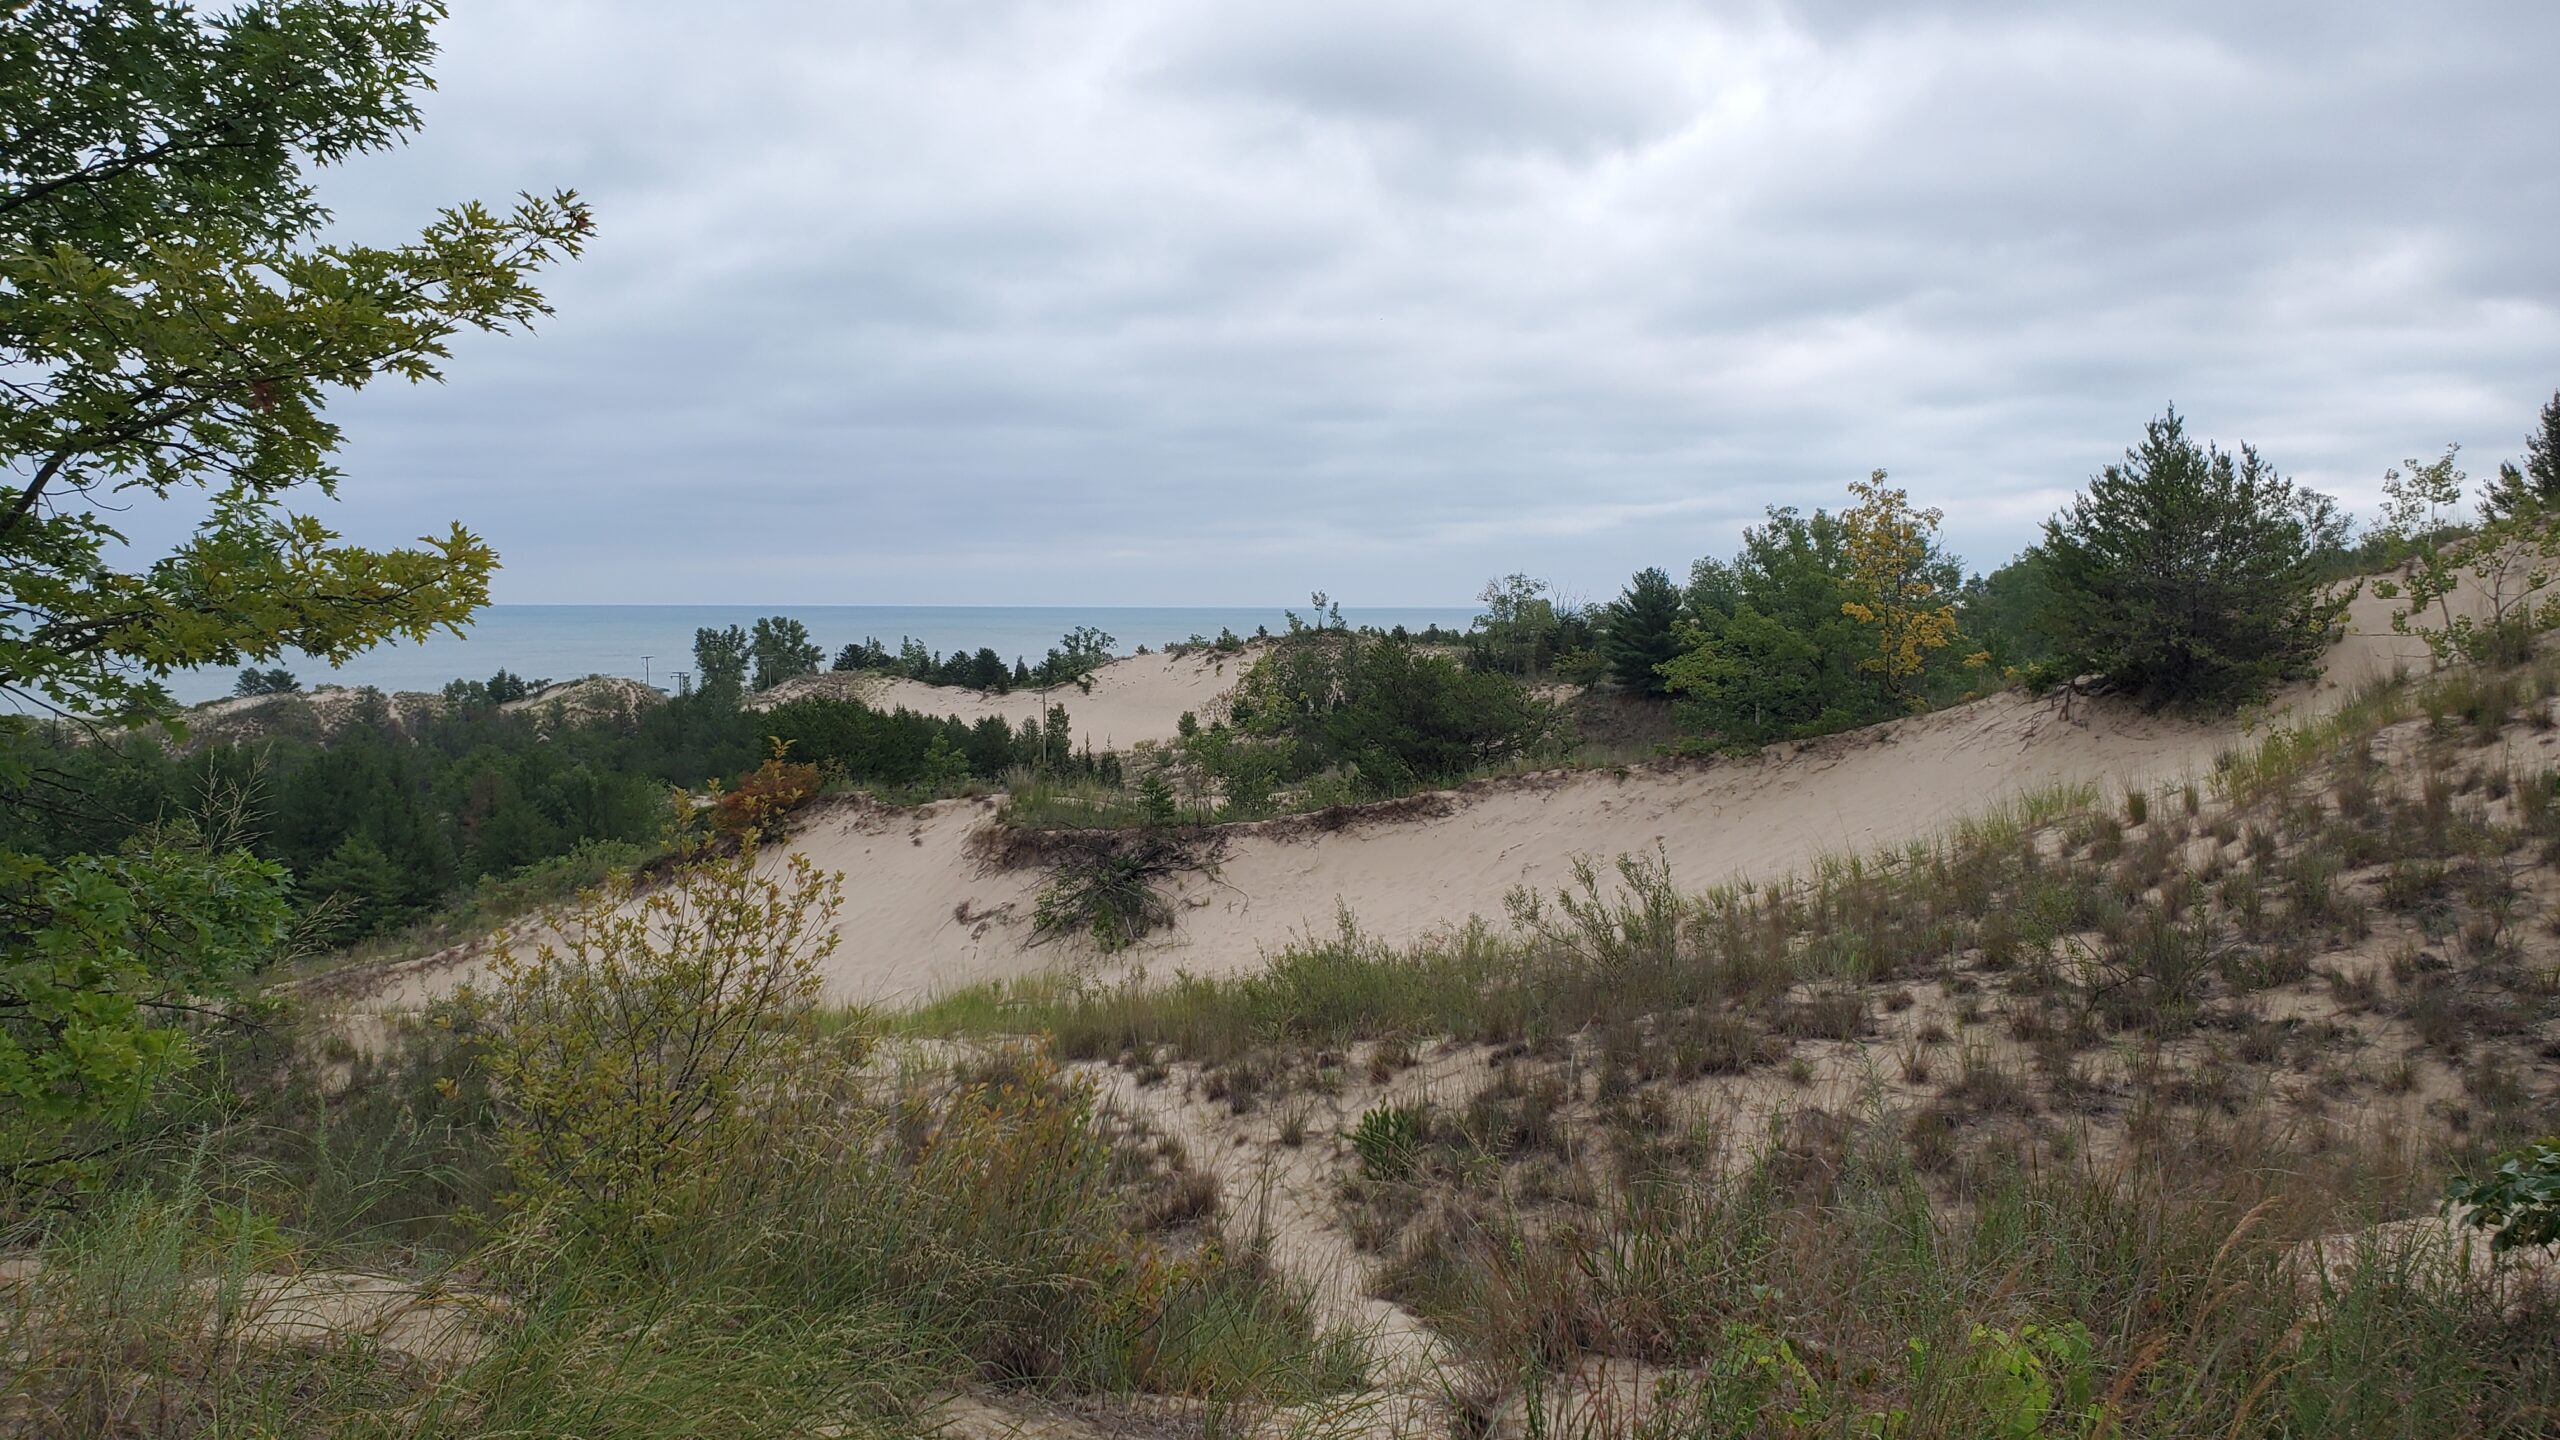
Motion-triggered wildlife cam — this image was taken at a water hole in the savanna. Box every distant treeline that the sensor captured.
[686,612,1471,696]
[1464,396,2560,741]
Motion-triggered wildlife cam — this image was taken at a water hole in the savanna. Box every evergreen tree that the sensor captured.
[299,833,409,945]
[233,666,301,697]
[1598,567,1684,697]
[2038,409,2351,710]
[1961,552,2058,671]
[2486,389,2560,516]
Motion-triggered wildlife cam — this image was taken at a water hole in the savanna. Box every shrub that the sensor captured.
[2376,446,2560,669]
[1031,842,1187,952]
[709,744,820,843]
[1215,629,1562,797]
[1349,1103,1422,1182]
[2038,408,2351,710]
[467,847,844,1243]
[1467,573,1598,678]
[2446,1139,2560,1251]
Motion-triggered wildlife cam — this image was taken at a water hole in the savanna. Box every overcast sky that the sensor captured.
[304,0,2560,607]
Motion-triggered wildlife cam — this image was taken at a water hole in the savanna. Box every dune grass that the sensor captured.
[0,998,1365,1438]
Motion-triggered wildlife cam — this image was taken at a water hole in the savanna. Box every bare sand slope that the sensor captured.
[357,591,2438,1012]
[749,645,1262,750]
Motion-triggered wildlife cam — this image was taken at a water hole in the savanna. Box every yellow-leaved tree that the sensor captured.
[1838,471,1964,709]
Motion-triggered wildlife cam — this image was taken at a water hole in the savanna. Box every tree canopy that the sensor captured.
[1598,566,1684,697]
[2486,389,2560,517]
[2036,408,2350,711]
[1,0,586,1168]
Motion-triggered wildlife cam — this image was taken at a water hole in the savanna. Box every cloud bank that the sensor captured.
[301,0,2560,604]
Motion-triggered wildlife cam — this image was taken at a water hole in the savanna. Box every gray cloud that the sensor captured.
[273,0,2560,604]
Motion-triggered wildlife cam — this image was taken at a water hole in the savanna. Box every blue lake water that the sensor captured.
[166,604,1483,705]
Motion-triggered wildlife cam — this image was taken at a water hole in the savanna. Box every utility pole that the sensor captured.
[641,654,653,688]
[673,670,692,697]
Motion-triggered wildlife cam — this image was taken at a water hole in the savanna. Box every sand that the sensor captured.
[748,645,1262,751]
[350,589,2445,1013]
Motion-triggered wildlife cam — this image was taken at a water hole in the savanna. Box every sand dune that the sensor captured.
[749,645,1262,751]
[354,590,2441,1013]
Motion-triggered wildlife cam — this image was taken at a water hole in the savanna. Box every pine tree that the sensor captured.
[300,833,410,945]
[1598,567,1685,696]
[2486,389,2560,516]
[2039,409,2350,710]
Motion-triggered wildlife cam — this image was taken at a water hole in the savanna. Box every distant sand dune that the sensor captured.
[354,587,2445,1013]
[748,645,1261,751]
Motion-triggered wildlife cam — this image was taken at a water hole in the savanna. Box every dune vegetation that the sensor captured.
[9,5,2560,1439]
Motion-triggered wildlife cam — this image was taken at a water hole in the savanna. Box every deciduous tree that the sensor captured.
[1837,471,1964,709]
[748,615,821,692]
[1,0,586,1166]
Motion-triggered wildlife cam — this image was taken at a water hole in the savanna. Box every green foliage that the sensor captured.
[1647,1322,1824,1433]
[1210,629,1563,799]
[2446,1139,2560,1251]
[1961,551,2058,673]
[2485,388,2560,517]
[1031,843,1184,953]
[468,847,841,1243]
[0,2,588,723]
[1348,1103,1421,1182]
[1,1008,1353,1430]
[1136,772,1179,827]
[827,625,1115,692]
[440,667,540,709]
[761,695,1118,792]
[748,615,822,692]
[297,831,409,946]
[4,680,1132,964]
[0,1,587,1162]
[1040,624,1116,689]
[2038,408,2352,710]
[2374,445,2560,669]
[691,624,749,699]
[1467,573,1598,678]
[1,827,291,1167]
[1662,499,1972,746]
[231,666,300,697]
[1908,1322,2097,1439]
[1598,565,1685,697]
[1660,603,1823,745]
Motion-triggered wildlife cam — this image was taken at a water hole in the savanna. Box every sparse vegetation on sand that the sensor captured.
[9,5,2560,1435]
[2,848,1364,1435]
[900,646,2560,1433]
